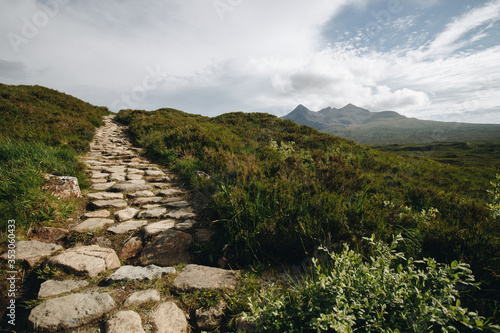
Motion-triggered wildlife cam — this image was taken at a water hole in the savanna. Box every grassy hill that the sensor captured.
[116,108,499,318]
[282,104,500,145]
[0,84,109,231]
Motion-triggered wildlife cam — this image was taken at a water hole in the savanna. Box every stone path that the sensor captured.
[15,115,239,332]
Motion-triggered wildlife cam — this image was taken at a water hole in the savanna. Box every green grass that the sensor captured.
[116,108,500,322]
[0,84,109,231]
[0,83,109,152]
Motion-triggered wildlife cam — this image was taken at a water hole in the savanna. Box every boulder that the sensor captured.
[42,174,82,200]
[139,230,192,266]
[150,302,188,333]
[38,280,89,298]
[48,245,120,277]
[105,310,145,333]
[1,240,62,267]
[28,292,115,331]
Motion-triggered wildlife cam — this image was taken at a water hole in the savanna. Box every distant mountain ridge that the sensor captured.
[282,104,500,145]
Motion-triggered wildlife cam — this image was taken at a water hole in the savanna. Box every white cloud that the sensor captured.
[0,0,499,123]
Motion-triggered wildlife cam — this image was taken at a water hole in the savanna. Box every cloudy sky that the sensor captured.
[1,0,499,123]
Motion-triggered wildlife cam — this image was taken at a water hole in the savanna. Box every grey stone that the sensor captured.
[164,207,196,219]
[126,174,143,180]
[145,170,165,177]
[38,280,89,298]
[158,189,184,197]
[48,245,120,277]
[91,182,116,191]
[174,219,197,231]
[150,302,188,333]
[127,190,155,198]
[137,207,167,219]
[84,209,111,218]
[164,200,190,208]
[72,218,115,233]
[124,289,161,307]
[108,220,148,234]
[109,182,152,192]
[139,230,192,267]
[91,171,110,178]
[106,265,175,283]
[171,264,239,292]
[91,199,128,209]
[115,207,139,221]
[28,292,115,331]
[1,240,62,267]
[109,173,126,182]
[143,220,175,236]
[132,196,163,205]
[106,310,145,333]
[87,192,123,200]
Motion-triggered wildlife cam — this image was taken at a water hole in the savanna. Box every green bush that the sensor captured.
[243,235,500,332]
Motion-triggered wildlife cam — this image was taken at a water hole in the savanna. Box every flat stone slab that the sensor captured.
[91,199,128,209]
[144,219,176,236]
[48,245,120,277]
[158,189,185,197]
[108,220,148,234]
[87,192,124,200]
[124,289,161,307]
[115,207,139,221]
[72,218,115,233]
[106,310,145,333]
[119,237,142,260]
[164,200,190,208]
[140,230,192,266]
[171,264,239,292]
[151,302,189,333]
[164,207,196,219]
[38,280,89,298]
[1,240,62,267]
[126,174,143,180]
[109,182,153,192]
[132,196,163,205]
[137,207,167,219]
[127,190,155,198]
[84,209,111,218]
[91,182,116,191]
[29,292,115,331]
[145,170,166,177]
[106,265,175,283]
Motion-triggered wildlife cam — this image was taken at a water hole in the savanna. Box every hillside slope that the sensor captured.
[282,104,500,145]
[0,84,109,231]
[0,83,109,151]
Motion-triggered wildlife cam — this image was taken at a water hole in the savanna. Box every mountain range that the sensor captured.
[282,104,500,145]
